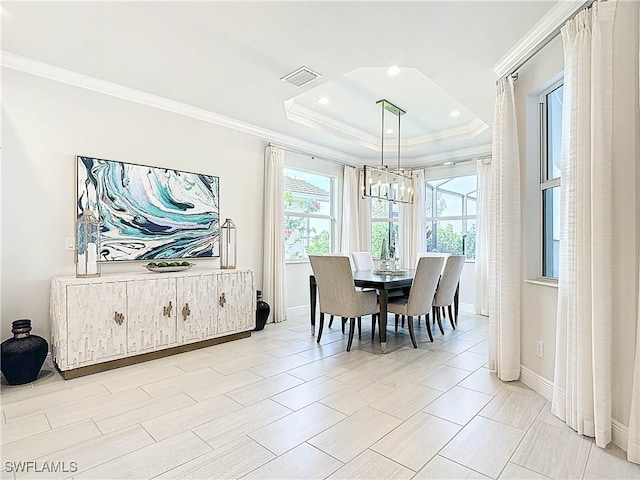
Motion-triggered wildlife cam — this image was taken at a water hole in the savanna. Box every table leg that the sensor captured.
[378,289,388,353]
[310,275,317,336]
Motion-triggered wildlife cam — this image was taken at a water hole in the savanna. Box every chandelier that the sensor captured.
[363,99,417,204]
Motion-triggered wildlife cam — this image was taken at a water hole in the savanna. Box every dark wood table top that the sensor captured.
[352,269,415,290]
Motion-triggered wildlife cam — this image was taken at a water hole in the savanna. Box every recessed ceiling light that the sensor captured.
[318,97,330,105]
[385,128,394,134]
[443,161,455,166]
[450,110,461,117]
[387,65,401,76]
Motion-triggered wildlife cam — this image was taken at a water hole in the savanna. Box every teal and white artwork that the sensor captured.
[77,156,219,261]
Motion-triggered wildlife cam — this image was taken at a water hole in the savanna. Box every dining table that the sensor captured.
[309,269,416,353]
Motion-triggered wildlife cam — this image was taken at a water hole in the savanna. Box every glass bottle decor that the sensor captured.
[220,218,237,269]
[76,209,100,277]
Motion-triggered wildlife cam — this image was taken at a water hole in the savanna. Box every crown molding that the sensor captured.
[493,0,590,78]
[285,98,489,152]
[284,99,379,151]
[1,51,361,166]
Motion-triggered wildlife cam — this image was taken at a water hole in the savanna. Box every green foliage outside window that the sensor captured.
[284,191,331,260]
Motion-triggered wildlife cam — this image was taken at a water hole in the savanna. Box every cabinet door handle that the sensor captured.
[219,293,226,307]
[182,303,191,321]
[114,311,124,325]
[163,301,173,317]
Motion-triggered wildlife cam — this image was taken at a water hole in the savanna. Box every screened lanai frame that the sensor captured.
[425,175,477,259]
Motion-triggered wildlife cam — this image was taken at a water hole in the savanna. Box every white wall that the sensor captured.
[515,1,639,430]
[1,68,266,342]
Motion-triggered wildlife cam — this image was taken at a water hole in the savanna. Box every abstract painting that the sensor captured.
[77,156,219,261]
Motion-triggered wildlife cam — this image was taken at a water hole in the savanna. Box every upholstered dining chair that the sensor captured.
[432,255,465,334]
[309,255,379,351]
[387,256,444,347]
[351,251,375,271]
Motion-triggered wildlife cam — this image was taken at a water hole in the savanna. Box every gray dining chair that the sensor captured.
[387,256,444,347]
[432,255,465,334]
[309,255,380,351]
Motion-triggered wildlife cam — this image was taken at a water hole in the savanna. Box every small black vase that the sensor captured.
[255,290,270,331]
[1,319,49,385]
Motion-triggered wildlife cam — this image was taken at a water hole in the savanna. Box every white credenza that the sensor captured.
[50,269,255,378]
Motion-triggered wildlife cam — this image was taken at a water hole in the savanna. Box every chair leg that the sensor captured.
[435,306,445,335]
[347,318,356,351]
[424,307,435,342]
[402,315,406,328]
[357,317,362,339]
[328,315,334,328]
[395,314,399,332]
[341,317,346,334]
[371,314,376,341]
[317,312,325,343]
[448,305,456,329]
[407,315,417,348]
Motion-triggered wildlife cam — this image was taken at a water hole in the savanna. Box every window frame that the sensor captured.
[539,79,563,280]
[425,175,477,260]
[370,199,399,259]
[283,167,336,263]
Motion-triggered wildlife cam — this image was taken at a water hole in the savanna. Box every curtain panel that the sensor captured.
[474,158,491,316]
[488,76,521,381]
[262,146,287,323]
[399,169,426,269]
[341,166,361,254]
[551,0,616,448]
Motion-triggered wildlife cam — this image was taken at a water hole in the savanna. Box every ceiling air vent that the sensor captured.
[281,66,322,87]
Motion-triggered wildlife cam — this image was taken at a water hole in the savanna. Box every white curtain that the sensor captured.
[341,166,361,254]
[628,3,640,463]
[630,265,640,463]
[399,169,425,269]
[551,0,616,448]
[358,170,372,252]
[488,76,521,381]
[474,158,491,316]
[262,145,287,323]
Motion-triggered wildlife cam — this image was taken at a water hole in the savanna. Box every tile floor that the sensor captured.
[1,312,639,480]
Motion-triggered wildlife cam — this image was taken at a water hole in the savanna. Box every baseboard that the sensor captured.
[287,305,309,318]
[612,419,629,452]
[460,302,474,313]
[519,365,553,401]
[519,364,630,453]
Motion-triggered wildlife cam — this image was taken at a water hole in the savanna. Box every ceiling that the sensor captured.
[1,1,557,166]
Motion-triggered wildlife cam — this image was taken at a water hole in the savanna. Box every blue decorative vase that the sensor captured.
[1,319,49,385]
[254,290,270,331]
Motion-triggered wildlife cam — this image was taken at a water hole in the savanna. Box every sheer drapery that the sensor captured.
[262,145,287,323]
[399,169,426,269]
[488,76,521,381]
[474,158,491,316]
[629,2,640,463]
[357,170,372,253]
[630,265,640,463]
[551,0,616,448]
[341,166,361,254]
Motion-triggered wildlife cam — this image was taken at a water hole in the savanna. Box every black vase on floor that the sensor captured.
[254,290,270,331]
[1,319,49,385]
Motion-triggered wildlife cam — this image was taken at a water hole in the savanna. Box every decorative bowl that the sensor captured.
[145,262,194,273]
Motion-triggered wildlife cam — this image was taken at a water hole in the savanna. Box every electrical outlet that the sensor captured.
[65,237,75,251]
[536,341,544,359]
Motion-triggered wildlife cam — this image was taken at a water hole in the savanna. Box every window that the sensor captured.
[283,168,334,261]
[371,199,398,258]
[425,174,477,260]
[540,82,563,278]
